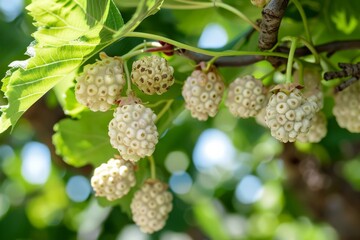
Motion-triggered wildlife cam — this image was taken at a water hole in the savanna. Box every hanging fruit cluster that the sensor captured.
[72,42,359,233]
[74,52,174,234]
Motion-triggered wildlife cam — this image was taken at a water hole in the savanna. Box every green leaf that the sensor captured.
[52,111,115,167]
[0,0,164,134]
[113,0,164,38]
[0,0,123,133]
[63,87,86,117]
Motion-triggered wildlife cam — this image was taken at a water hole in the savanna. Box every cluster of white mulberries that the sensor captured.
[75,53,175,233]
[76,48,360,236]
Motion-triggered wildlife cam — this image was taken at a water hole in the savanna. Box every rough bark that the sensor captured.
[258,0,289,51]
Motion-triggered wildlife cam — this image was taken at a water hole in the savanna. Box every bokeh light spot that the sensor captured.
[235,175,263,204]
[117,224,149,240]
[21,142,51,185]
[66,176,91,202]
[169,171,193,194]
[193,128,236,171]
[198,23,228,48]
[0,0,23,22]
[165,151,190,173]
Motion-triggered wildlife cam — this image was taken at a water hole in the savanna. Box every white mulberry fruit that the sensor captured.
[75,52,125,112]
[255,107,267,127]
[131,56,174,95]
[131,179,173,234]
[225,75,266,118]
[182,67,224,121]
[265,85,317,143]
[333,80,360,133]
[108,101,158,162]
[296,111,327,143]
[306,89,323,112]
[91,158,136,201]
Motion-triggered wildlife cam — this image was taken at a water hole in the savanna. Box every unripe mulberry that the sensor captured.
[131,179,173,234]
[108,101,158,162]
[333,80,360,133]
[265,86,317,143]
[75,52,125,112]
[91,158,136,201]
[296,111,327,143]
[225,75,266,118]
[182,67,224,121]
[131,56,174,95]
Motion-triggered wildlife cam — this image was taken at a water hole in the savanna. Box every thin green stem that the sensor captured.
[122,49,146,61]
[205,56,219,71]
[291,0,311,43]
[148,156,156,179]
[173,0,209,5]
[123,60,132,95]
[162,4,210,9]
[296,62,304,85]
[285,37,298,84]
[155,99,174,123]
[130,41,161,52]
[216,2,260,31]
[174,80,183,85]
[157,0,260,31]
[297,37,320,64]
[145,99,169,108]
[124,32,289,59]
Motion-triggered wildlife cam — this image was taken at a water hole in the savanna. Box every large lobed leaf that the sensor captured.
[0,0,123,133]
[0,0,164,133]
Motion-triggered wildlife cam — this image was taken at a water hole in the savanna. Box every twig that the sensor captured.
[324,62,360,80]
[177,49,265,66]
[335,77,360,92]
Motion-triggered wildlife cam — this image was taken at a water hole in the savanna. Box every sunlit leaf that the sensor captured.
[52,111,115,167]
[0,0,122,133]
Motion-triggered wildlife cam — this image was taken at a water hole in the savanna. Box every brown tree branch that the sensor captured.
[335,77,360,92]
[258,0,289,51]
[324,62,360,80]
[176,40,360,67]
